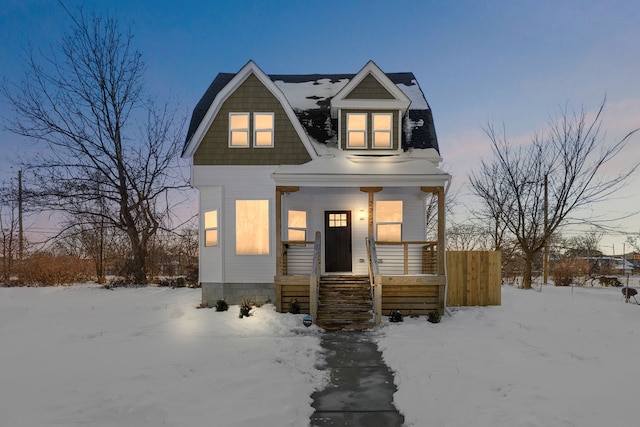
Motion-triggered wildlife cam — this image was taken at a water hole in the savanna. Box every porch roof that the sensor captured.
[272,154,451,187]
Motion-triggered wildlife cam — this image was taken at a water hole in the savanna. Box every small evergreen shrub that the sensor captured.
[288,299,301,314]
[215,299,229,312]
[239,299,253,318]
[389,310,403,322]
[174,277,186,288]
[427,310,441,323]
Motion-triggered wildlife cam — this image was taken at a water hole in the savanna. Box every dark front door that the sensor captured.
[325,211,352,272]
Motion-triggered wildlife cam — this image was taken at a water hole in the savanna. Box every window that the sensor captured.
[236,200,269,254]
[254,113,274,147]
[229,112,274,148]
[229,113,250,147]
[346,113,367,148]
[376,201,402,242]
[372,113,392,148]
[204,210,218,247]
[287,210,307,241]
[328,213,348,227]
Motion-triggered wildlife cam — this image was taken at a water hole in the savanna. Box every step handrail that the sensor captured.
[365,236,382,325]
[309,231,321,323]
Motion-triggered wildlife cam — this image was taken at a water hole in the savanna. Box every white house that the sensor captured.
[182,60,451,329]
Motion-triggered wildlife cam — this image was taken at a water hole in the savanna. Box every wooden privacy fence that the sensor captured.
[446,251,501,306]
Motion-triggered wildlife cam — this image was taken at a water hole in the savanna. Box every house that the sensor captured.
[182,60,451,329]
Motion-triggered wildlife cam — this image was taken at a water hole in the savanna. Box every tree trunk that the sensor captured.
[522,256,533,289]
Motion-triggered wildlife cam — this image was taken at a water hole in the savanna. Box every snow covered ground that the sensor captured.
[375,284,640,427]
[0,285,327,427]
[2,282,639,426]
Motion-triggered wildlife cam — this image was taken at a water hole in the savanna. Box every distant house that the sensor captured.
[182,60,451,328]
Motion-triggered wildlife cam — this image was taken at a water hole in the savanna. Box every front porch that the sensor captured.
[274,185,447,328]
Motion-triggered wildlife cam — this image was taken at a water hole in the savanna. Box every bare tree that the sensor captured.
[0,183,20,284]
[3,10,186,283]
[446,222,491,251]
[470,101,638,289]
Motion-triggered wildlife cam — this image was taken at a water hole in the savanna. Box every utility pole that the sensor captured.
[543,173,549,285]
[18,169,23,262]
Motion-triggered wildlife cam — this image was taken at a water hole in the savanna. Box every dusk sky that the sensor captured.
[1,0,639,253]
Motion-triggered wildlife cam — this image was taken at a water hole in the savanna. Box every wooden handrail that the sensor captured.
[309,231,321,324]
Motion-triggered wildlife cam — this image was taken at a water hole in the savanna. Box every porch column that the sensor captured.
[360,187,383,237]
[275,186,299,276]
[421,186,446,275]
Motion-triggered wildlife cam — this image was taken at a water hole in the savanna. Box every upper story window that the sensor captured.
[372,113,392,148]
[345,112,394,150]
[229,112,274,148]
[229,113,250,147]
[346,113,367,148]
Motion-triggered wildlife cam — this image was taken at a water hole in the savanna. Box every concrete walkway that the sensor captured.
[310,331,404,426]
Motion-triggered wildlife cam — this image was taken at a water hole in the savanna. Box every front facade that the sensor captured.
[182,61,451,324]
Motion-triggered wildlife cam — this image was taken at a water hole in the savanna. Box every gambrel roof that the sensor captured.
[183,62,439,156]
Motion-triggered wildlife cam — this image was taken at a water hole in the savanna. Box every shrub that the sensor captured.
[239,299,253,318]
[551,258,590,286]
[389,310,403,322]
[174,277,186,288]
[427,310,441,323]
[215,299,229,312]
[288,299,301,314]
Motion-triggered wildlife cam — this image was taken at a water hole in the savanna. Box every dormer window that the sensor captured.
[372,113,392,148]
[344,112,395,150]
[346,113,367,148]
[229,112,274,148]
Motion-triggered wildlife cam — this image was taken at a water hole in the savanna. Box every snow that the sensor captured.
[0,285,327,427]
[374,284,640,427]
[2,283,640,426]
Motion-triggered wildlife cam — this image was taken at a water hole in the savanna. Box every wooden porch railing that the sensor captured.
[374,241,440,275]
[365,236,382,325]
[309,231,321,323]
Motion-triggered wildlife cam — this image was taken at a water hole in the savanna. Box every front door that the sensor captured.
[324,211,352,272]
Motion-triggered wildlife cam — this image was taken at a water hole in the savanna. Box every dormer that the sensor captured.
[330,61,411,154]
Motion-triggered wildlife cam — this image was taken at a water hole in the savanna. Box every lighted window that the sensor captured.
[346,113,367,148]
[229,113,250,147]
[236,200,269,254]
[373,113,392,148]
[329,213,348,227]
[287,210,307,241]
[254,113,274,147]
[376,201,403,242]
[204,210,218,247]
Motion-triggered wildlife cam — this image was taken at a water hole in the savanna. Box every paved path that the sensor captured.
[310,331,404,426]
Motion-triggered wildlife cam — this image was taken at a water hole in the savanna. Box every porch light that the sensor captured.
[359,209,366,221]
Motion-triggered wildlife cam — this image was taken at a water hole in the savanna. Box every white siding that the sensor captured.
[199,187,223,283]
[194,165,278,284]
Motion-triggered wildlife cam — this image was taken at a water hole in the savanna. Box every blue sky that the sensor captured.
[1,0,639,252]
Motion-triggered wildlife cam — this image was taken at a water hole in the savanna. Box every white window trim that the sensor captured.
[375,201,403,242]
[253,112,274,148]
[346,113,367,149]
[203,209,219,247]
[372,113,393,149]
[287,209,307,242]
[228,112,250,148]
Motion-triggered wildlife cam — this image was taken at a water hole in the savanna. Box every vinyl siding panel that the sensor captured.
[194,74,311,166]
[345,73,395,99]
